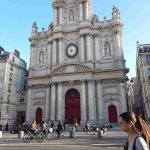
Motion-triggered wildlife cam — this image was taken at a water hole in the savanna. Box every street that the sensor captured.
[0,128,127,150]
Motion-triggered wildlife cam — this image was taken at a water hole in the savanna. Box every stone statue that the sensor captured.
[39,51,44,64]
[69,10,74,21]
[104,42,111,56]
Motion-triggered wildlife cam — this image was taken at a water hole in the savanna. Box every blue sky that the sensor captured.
[0,0,150,78]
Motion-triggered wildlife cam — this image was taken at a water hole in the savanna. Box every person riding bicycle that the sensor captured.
[31,121,38,135]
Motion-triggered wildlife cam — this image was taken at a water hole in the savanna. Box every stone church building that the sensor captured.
[27,0,129,124]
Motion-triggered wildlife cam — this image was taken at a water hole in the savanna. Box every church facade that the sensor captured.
[27,0,129,124]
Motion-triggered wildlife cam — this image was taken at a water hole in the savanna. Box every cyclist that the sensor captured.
[31,121,38,135]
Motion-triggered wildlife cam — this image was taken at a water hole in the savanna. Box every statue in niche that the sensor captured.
[39,51,44,64]
[69,9,74,22]
[104,42,111,56]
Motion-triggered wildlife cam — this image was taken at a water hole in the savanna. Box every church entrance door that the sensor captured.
[36,107,42,124]
[108,105,118,123]
[65,89,81,123]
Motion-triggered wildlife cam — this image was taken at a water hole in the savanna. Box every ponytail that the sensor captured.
[135,115,150,148]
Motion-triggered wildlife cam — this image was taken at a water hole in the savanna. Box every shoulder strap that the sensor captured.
[133,135,140,150]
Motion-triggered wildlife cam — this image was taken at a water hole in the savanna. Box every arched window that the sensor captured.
[104,41,111,56]
[69,9,74,22]
[39,51,44,64]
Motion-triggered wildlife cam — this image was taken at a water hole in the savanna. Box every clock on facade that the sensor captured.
[66,44,78,58]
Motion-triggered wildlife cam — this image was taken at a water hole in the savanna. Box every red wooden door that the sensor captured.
[65,89,81,123]
[108,105,118,123]
[36,108,42,124]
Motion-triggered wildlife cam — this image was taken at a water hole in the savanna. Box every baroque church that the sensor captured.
[27,0,129,124]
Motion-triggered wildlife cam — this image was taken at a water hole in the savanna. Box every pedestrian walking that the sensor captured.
[119,112,150,150]
[56,121,63,138]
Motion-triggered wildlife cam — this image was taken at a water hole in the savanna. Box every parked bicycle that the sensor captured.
[23,129,44,143]
[40,127,62,140]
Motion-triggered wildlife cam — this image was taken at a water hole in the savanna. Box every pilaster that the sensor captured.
[50,82,56,121]
[57,82,63,121]
[80,79,87,122]
[45,84,50,121]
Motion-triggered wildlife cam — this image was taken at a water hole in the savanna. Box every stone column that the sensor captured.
[54,8,57,26]
[85,1,89,20]
[50,83,56,121]
[26,87,32,122]
[120,83,127,112]
[60,7,63,25]
[87,34,92,61]
[114,31,123,59]
[96,80,103,121]
[45,85,50,121]
[47,42,52,67]
[95,35,100,61]
[30,44,35,68]
[80,35,84,62]
[80,80,87,122]
[79,2,83,21]
[87,80,95,121]
[59,38,63,64]
[52,39,57,66]
[57,82,63,121]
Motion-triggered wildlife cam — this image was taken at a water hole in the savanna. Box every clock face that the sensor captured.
[66,44,78,58]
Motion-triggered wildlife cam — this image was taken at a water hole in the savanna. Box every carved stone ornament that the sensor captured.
[53,0,65,8]
[103,95,119,101]
[103,85,119,95]
[31,84,47,89]
[51,64,91,75]
[33,99,45,105]
[33,91,46,99]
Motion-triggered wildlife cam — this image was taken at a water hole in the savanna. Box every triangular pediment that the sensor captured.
[51,64,92,75]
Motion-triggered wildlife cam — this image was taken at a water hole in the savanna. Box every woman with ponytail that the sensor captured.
[119,112,150,150]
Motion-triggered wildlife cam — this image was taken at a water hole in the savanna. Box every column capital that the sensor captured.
[87,79,95,83]
[80,79,87,83]
[95,79,102,83]
[51,82,56,86]
[94,34,99,38]
[57,81,63,85]
[48,41,52,45]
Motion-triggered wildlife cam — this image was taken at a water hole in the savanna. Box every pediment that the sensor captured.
[51,64,92,75]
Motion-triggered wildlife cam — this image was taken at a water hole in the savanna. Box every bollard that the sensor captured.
[18,131,24,139]
[70,130,75,138]
[97,130,103,138]
[0,131,2,138]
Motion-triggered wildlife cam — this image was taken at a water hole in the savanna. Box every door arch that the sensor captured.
[36,107,42,124]
[108,105,118,123]
[65,89,81,123]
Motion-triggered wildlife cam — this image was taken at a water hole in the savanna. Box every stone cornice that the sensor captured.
[52,0,65,8]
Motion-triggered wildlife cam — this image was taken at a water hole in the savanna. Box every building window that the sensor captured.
[10,65,13,71]
[143,46,150,52]
[7,95,10,103]
[9,73,13,82]
[12,56,15,62]
[8,83,11,92]
[6,106,9,114]
[20,95,24,103]
[148,68,150,79]
[146,55,150,64]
